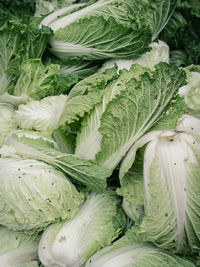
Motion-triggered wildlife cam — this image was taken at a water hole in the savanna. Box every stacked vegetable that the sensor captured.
[0,0,199,266]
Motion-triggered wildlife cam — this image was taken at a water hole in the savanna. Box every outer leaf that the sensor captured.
[39,3,86,28]
[50,15,151,60]
[0,28,19,94]
[150,94,188,131]
[95,63,186,171]
[170,50,186,66]
[0,103,17,146]
[119,131,161,180]
[147,0,177,40]
[43,52,100,79]
[59,59,99,80]
[53,125,76,154]
[15,95,68,132]
[60,66,118,124]
[13,59,78,100]
[86,244,196,267]
[6,132,111,192]
[117,147,146,222]
[7,129,60,150]
[0,93,30,106]
[118,174,145,222]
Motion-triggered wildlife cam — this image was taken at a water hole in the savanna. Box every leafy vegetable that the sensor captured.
[75,64,146,160]
[0,103,17,146]
[179,65,200,111]
[138,115,200,253]
[0,10,52,95]
[44,0,176,60]
[0,152,84,231]
[13,59,78,100]
[0,226,40,267]
[38,191,126,266]
[160,0,200,66]
[1,0,199,265]
[85,226,196,267]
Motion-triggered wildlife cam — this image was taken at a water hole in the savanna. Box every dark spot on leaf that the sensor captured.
[83,89,88,95]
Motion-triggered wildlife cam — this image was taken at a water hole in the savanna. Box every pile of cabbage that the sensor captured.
[0,0,200,266]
